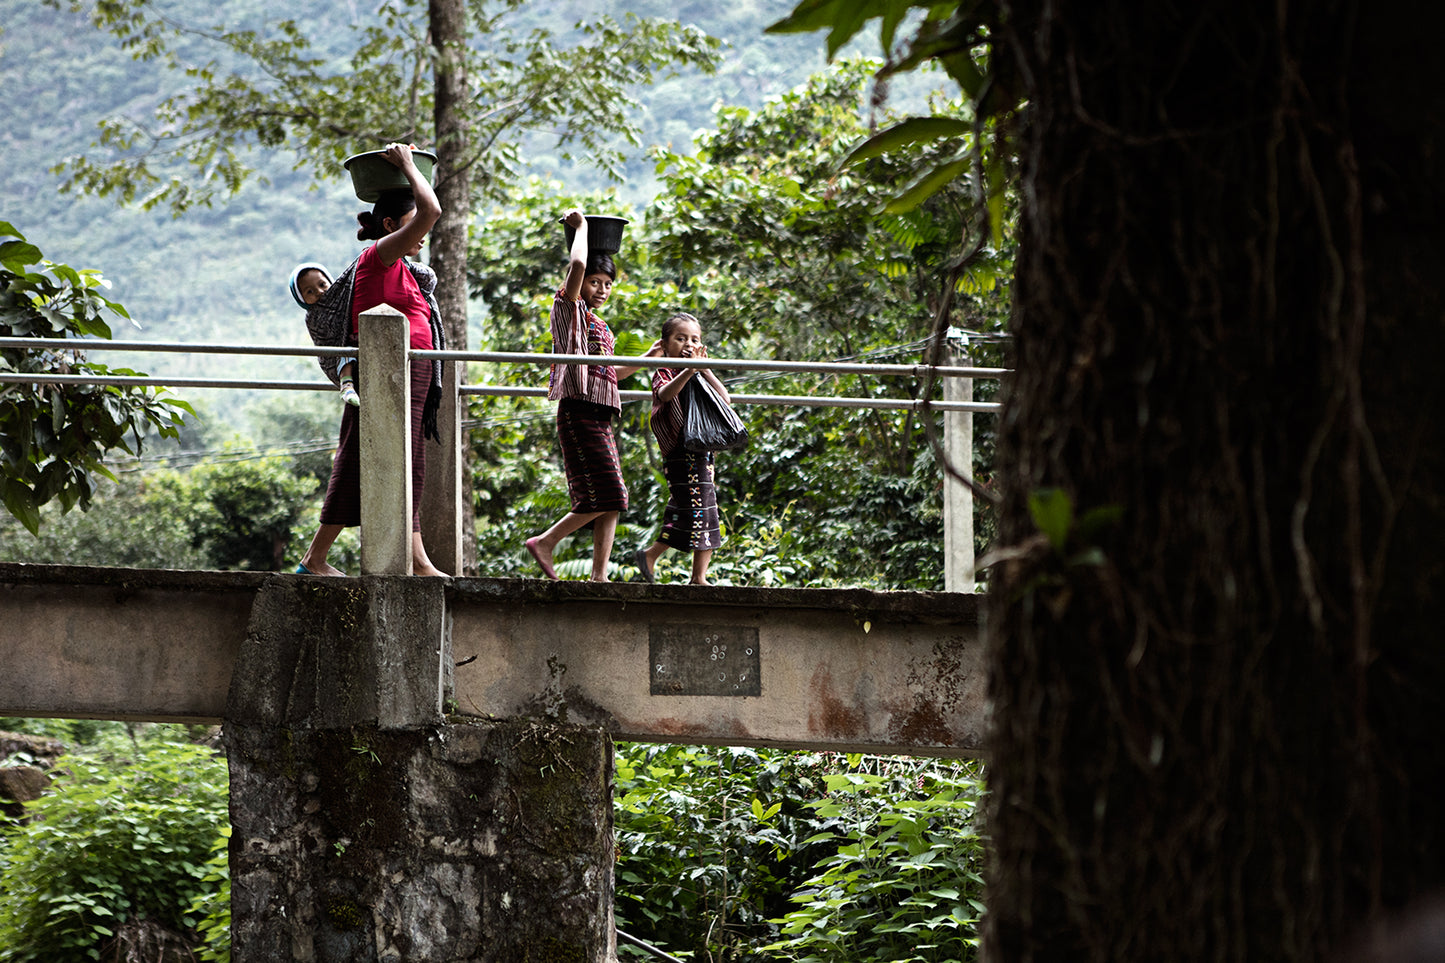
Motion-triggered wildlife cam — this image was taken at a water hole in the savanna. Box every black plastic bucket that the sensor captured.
[562,215,629,255]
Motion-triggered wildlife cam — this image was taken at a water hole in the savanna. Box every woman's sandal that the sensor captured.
[634,547,655,583]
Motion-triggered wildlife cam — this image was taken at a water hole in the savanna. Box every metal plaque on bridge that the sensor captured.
[649,625,761,697]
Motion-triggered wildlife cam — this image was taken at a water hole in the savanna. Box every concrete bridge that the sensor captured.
[2,559,984,961]
[0,308,991,960]
[0,561,985,757]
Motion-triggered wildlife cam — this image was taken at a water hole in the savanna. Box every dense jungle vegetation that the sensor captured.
[0,720,986,961]
[2,0,1004,958]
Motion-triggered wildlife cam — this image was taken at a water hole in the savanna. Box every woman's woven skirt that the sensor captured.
[319,360,430,532]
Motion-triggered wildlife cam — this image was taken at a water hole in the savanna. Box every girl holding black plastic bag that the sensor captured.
[633,312,740,585]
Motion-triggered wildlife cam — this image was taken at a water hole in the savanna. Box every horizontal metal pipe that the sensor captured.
[416,348,1007,379]
[463,385,1000,412]
[0,337,1006,379]
[0,336,353,358]
[1,374,999,412]
[0,373,329,391]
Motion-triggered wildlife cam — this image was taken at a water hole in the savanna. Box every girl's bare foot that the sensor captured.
[297,559,347,577]
[526,537,558,580]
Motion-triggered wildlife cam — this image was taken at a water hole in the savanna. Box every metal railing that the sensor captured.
[0,337,1003,412]
[2,322,1004,585]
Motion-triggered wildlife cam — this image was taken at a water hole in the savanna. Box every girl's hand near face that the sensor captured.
[615,340,664,383]
[694,345,731,402]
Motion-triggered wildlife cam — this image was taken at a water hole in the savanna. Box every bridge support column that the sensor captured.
[224,576,616,962]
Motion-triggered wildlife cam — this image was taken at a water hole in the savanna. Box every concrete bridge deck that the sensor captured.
[1,561,986,757]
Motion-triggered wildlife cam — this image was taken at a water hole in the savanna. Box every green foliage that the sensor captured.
[242,393,347,485]
[0,223,192,534]
[613,745,987,961]
[0,470,207,569]
[170,447,319,571]
[0,719,175,756]
[186,829,232,963]
[763,762,986,962]
[464,61,1009,588]
[0,447,319,571]
[614,745,812,957]
[770,0,1019,242]
[0,731,981,962]
[0,738,229,963]
[55,0,723,213]
[644,57,1002,357]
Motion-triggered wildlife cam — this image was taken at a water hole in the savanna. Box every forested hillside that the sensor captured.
[0,0,848,380]
[1,0,998,588]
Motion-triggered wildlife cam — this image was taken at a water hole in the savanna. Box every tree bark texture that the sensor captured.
[985,1,1445,960]
[429,0,478,573]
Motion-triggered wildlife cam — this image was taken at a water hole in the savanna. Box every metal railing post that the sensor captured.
[359,304,413,576]
[420,359,464,575]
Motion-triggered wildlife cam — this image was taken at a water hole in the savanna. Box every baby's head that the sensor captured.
[288,263,332,308]
[661,312,703,358]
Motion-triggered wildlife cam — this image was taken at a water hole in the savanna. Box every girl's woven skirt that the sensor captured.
[557,397,628,513]
[657,448,721,551]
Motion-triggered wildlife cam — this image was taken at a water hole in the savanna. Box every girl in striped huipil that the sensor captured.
[633,313,729,585]
[526,209,661,581]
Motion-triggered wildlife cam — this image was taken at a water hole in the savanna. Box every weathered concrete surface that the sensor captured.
[449,579,987,758]
[0,563,266,723]
[1,562,986,756]
[358,306,415,576]
[227,720,615,963]
[228,576,448,730]
[226,574,613,963]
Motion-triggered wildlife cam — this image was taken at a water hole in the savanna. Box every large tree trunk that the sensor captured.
[984,1,1445,959]
[428,0,477,573]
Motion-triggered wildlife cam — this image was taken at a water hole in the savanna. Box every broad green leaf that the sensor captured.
[884,157,973,214]
[940,51,987,98]
[1028,488,1074,553]
[767,0,859,37]
[4,479,41,535]
[843,117,973,166]
[0,240,43,272]
[1077,503,1124,540]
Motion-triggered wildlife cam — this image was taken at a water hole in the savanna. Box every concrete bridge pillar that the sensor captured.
[224,576,615,962]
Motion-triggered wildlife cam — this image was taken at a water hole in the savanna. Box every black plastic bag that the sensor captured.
[681,375,748,452]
